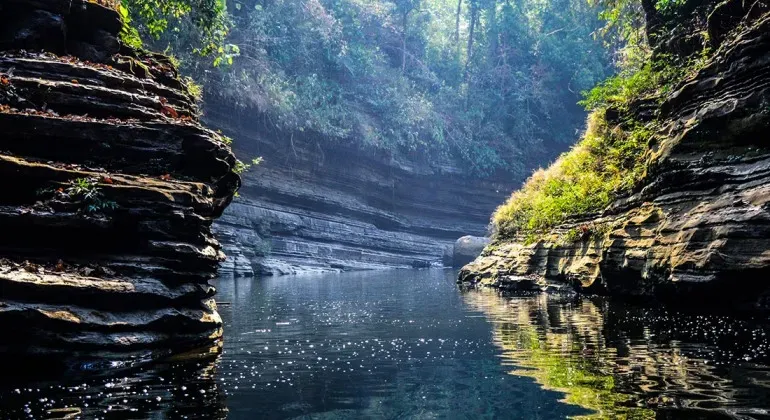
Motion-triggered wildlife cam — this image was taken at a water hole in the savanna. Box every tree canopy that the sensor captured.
[118,0,231,57]
[133,0,614,177]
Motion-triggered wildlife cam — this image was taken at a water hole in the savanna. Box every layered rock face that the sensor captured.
[0,0,239,360]
[206,104,512,276]
[460,4,770,310]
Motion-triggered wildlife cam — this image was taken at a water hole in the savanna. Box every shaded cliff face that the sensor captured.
[205,104,514,276]
[460,4,770,310]
[0,0,239,362]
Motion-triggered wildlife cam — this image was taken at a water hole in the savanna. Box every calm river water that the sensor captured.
[3,269,770,419]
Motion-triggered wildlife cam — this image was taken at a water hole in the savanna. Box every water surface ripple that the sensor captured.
[2,269,770,419]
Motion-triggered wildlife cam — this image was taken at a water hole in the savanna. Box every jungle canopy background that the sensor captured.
[123,0,615,177]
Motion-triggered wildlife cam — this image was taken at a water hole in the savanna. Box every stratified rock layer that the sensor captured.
[460,7,770,310]
[0,0,239,358]
[206,104,511,276]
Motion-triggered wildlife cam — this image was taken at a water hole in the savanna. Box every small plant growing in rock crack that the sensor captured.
[233,157,263,175]
[65,177,119,214]
[559,222,613,245]
[0,71,20,108]
[232,158,264,198]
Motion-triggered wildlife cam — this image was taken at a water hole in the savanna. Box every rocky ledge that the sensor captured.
[460,3,770,310]
[0,0,239,361]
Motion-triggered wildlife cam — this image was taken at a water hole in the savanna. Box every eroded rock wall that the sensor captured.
[0,0,239,360]
[460,4,770,310]
[205,104,513,276]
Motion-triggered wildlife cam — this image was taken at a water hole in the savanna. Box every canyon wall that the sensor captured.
[0,0,238,363]
[205,105,514,276]
[460,2,770,310]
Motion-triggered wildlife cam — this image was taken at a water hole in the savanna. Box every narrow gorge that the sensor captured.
[6,0,770,418]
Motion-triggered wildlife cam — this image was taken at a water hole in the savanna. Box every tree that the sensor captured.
[454,0,463,56]
[161,0,611,177]
[119,0,230,57]
[390,0,421,72]
[465,0,478,80]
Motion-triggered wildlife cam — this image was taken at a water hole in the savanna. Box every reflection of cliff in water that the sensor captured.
[0,347,227,419]
[460,290,770,419]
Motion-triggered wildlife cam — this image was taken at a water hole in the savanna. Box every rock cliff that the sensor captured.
[206,103,513,276]
[0,0,239,362]
[460,2,770,310]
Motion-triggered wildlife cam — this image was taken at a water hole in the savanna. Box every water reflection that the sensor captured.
[214,269,588,419]
[0,347,227,419]
[461,289,770,419]
[3,270,770,419]
[0,269,588,420]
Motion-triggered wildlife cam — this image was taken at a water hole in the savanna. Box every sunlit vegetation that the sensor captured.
[493,111,651,237]
[233,157,264,175]
[117,0,232,58]
[491,0,714,238]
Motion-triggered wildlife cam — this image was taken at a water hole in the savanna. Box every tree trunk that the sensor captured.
[465,1,477,80]
[454,0,463,42]
[402,11,408,73]
[641,0,663,47]
[487,0,497,61]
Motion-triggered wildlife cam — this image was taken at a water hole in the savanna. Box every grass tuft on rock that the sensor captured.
[492,110,652,238]
[491,40,714,240]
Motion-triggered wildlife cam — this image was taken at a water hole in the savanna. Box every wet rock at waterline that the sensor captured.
[460,4,770,310]
[0,0,239,360]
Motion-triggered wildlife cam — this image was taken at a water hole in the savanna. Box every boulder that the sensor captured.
[453,236,490,267]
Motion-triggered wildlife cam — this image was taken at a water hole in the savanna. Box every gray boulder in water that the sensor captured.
[453,236,490,267]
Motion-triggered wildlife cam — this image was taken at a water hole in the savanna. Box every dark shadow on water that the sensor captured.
[0,348,227,419]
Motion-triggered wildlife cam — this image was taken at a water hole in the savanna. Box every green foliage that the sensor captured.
[182,76,203,101]
[66,178,119,215]
[491,0,719,238]
[167,0,611,176]
[493,111,652,237]
[118,4,144,49]
[655,0,687,13]
[233,157,264,175]
[559,222,612,245]
[580,61,663,111]
[219,132,233,145]
[118,0,237,64]
[580,52,709,111]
